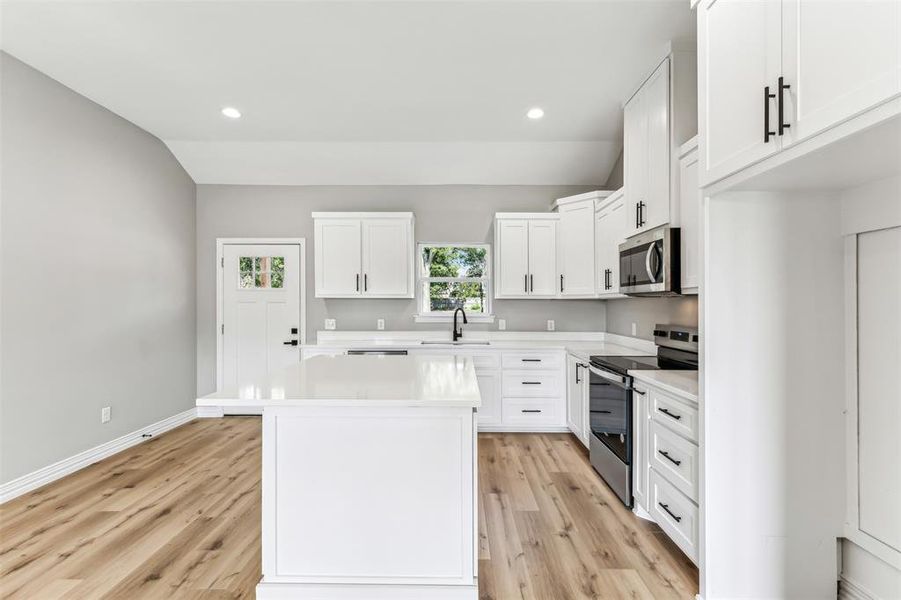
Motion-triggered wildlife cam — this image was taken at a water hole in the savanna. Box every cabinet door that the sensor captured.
[566,356,584,436]
[315,218,362,297]
[633,385,650,513]
[699,0,782,185]
[528,220,558,297]
[495,220,530,297]
[595,209,608,295]
[558,200,596,296]
[361,218,412,297]
[475,370,502,427]
[606,199,627,295]
[782,0,901,146]
[679,144,700,293]
[642,58,671,232]
[624,89,648,235]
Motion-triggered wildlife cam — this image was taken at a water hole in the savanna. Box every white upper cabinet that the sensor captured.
[494,214,558,299]
[699,0,782,185]
[623,47,697,236]
[595,188,627,297]
[781,0,901,147]
[699,0,901,186]
[313,212,414,298]
[555,191,611,297]
[678,138,700,294]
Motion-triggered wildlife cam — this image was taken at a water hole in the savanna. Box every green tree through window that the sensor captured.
[420,245,490,316]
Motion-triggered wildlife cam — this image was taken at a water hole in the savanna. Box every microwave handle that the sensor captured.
[645,243,661,283]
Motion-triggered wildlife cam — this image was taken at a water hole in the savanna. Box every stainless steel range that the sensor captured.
[587,324,698,506]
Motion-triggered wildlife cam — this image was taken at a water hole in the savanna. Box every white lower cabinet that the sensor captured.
[633,379,700,564]
[565,354,590,447]
[475,369,501,427]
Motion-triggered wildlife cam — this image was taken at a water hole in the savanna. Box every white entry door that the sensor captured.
[222,243,302,389]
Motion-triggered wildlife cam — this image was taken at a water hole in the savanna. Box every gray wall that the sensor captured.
[196,185,609,394]
[605,296,698,340]
[0,53,197,484]
[604,149,624,189]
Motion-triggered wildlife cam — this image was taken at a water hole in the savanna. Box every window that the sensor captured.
[416,244,493,322]
[239,256,285,289]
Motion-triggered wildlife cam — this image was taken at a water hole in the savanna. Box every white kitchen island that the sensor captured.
[198,353,481,600]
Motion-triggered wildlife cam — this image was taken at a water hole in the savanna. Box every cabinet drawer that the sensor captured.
[649,469,698,564]
[650,421,699,501]
[502,372,561,398]
[650,390,699,443]
[503,398,559,426]
[502,352,562,370]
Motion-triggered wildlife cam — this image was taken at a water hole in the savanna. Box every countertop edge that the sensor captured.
[628,370,699,403]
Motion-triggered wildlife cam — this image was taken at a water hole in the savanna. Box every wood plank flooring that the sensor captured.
[0,418,697,599]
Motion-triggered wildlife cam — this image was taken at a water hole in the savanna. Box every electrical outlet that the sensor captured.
[101,406,111,424]
[498,319,506,331]
[377,319,385,330]
[547,320,555,331]
[325,318,336,330]
[631,322,637,336]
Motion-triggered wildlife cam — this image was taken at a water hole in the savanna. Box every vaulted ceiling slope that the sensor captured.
[1,1,694,185]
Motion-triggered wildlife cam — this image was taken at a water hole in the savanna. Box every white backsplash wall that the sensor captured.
[195,184,609,395]
[605,296,699,340]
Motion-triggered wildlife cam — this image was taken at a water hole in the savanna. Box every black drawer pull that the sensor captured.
[658,450,681,466]
[659,408,682,421]
[658,502,682,523]
[633,389,646,396]
[521,358,542,362]
[521,409,542,413]
[597,410,612,414]
[522,381,541,385]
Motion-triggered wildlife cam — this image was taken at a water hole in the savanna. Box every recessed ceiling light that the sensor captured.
[526,107,545,120]
[221,107,242,119]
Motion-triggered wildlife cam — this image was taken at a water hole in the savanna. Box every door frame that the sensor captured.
[215,237,307,391]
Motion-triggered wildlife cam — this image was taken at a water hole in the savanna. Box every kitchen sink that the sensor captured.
[419,340,491,346]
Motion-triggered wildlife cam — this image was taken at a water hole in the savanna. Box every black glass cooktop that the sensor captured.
[589,355,697,376]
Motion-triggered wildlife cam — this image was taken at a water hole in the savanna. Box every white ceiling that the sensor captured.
[1,0,695,185]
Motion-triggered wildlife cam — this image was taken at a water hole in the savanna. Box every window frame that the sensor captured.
[414,242,495,323]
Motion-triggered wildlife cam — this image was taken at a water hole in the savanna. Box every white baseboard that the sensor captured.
[0,407,198,504]
[840,576,878,600]
[256,582,477,599]
[197,405,225,418]
[477,425,570,433]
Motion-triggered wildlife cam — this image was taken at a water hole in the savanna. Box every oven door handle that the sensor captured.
[588,365,628,386]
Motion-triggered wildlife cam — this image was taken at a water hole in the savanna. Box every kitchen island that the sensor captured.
[198,354,481,600]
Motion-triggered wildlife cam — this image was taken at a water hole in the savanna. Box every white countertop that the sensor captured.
[198,354,482,408]
[629,369,699,402]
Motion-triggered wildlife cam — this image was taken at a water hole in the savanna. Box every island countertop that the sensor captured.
[198,353,482,408]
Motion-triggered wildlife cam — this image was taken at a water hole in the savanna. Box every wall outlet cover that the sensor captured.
[631,322,637,336]
[101,406,111,424]
[547,320,555,331]
[377,319,385,330]
[498,319,506,331]
[325,318,337,330]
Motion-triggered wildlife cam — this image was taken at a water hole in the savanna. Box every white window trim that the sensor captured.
[414,242,494,323]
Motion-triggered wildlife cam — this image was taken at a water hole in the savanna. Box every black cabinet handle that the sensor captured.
[524,274,528,293]
[522,409,542,413]
[575,363,581,384]
[764,86,777,142]
[560,274,564,293]
[658,502,682,523]
[638,201,646,227]
[778,76,791,136]
[356,273,360,292]
[633,388,646,396]
[522,381,542,385]
[364,274,368,292]
[530,274,534,292]
[659,408,682,421]
[658,450,682,466]
[283,340,298,346]
[521,358,542,363]
[636,202,641,228]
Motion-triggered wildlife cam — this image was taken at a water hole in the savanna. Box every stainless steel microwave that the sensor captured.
[619,225,681,296]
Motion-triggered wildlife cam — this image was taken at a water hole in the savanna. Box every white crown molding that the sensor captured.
[0,408,198,504]
[165,141,618,186]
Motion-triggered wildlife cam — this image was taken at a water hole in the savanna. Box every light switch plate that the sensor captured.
[547,320,555,331]
[631,322,637,336]
[101,406,111,424]
[325,318,337,330]
[377,319,385,330]
[498,319,506,331]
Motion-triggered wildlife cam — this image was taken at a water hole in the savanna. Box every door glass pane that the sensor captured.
[239,256,285,289]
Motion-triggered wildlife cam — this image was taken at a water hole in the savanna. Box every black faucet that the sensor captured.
[452,308,468,342]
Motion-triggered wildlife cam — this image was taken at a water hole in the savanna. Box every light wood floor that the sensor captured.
[0,418,697,599]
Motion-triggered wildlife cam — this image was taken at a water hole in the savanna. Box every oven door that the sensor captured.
[588,365,632,465]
